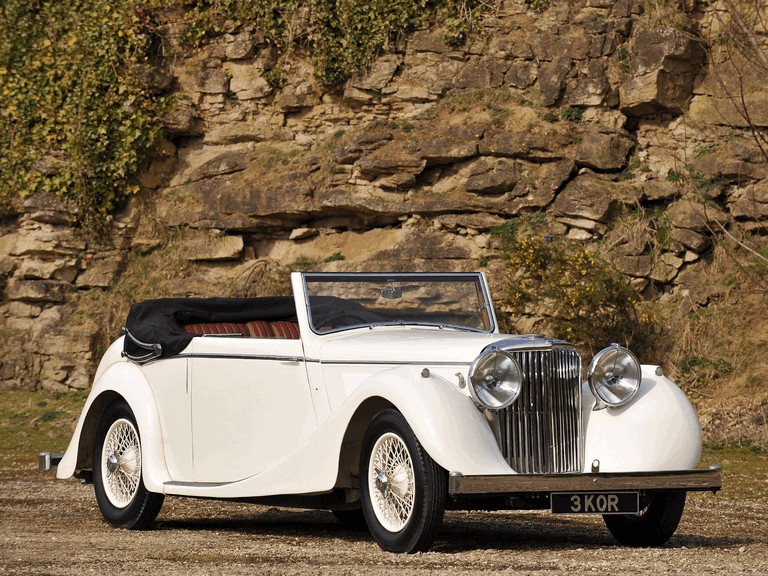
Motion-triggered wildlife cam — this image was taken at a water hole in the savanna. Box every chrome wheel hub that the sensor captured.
[106,453,120,476]
[375,467,390,498]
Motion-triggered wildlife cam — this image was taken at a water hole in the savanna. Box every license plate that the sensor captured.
[551,492,639,515]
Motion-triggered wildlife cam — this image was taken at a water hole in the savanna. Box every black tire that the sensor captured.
[92,399,164,530]
[603,490,686,547]
[360,409,447,553]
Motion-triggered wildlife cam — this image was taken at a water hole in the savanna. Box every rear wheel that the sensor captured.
[360,409,446,553]
[93,400,164,529]
[603,490,686,547]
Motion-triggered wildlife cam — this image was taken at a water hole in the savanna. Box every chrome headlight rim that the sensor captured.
[468,349,523,411]
[587,343,641,409]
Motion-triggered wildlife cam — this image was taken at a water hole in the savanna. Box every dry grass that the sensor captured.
[653,238,768,445]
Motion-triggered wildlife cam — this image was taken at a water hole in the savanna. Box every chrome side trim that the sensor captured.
[178,353,305,363]
[177,354,466,367]
[448,465,722,495]
[165,481,228,488]
[306,359,468,366]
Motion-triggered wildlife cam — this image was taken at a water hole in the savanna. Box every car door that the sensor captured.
[189,334,316,484]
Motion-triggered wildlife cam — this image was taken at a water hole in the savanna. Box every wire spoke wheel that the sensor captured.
[360,409,446,553]
[93,400,164,530]
[368,432,415,532]
[101,418,142,508]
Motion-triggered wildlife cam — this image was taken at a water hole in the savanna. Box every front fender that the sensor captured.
[56,360,170,493]
[582,365,703,472]
[349,366,512,475]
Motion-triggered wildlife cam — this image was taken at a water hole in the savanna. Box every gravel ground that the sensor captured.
[1,468,766,575]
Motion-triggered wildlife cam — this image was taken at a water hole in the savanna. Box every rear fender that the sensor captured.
[56,361,170,493]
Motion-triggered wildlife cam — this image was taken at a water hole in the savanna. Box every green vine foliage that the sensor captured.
[0,0,164,230]
[1,1,487,230]
[175,0,488,84]
[309,0,428,85]
[175,0,299,45]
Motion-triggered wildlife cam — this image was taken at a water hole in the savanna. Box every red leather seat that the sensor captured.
[270,321,300,339]
[184,322,245,335]
[243,320,274,338]
[184,320,299,339]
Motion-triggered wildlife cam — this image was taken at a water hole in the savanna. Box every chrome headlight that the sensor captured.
[588,344,641,409]
[468,350,522,410]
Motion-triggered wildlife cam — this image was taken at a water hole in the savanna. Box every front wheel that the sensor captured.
[360,409,447,553]
[603,490,686,547]
[92,400,164,529]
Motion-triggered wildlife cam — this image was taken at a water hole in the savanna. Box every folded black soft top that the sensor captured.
[122,297,297,360]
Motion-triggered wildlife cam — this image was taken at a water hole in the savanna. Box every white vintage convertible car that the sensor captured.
[57,272,721,552]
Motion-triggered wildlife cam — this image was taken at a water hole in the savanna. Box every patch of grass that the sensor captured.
[702,443,768,500]
[617,45,632,75]
[688,166,730,198]
[641,0,696,31]
[680,355,734,388]
[542,111,559,123]
[425,87,515,117]
[694,144,714,157]
[560,106,583,123]
[323,251,345,263]
[525,0,550,13]
[0,389,89,469]
[617,154,644,181]
[491,108,511,127]
[290,256,321,271]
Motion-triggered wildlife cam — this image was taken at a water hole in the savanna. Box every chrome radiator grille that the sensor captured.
[497,347,583,474]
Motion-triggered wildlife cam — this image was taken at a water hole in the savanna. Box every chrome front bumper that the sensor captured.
[448,465,722,495]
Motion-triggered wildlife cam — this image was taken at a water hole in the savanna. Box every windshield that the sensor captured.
[303,273,495,334]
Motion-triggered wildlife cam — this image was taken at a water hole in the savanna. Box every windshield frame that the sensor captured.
[301,272,497,335]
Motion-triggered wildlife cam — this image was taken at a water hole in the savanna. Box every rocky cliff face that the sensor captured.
[1,0,766,395]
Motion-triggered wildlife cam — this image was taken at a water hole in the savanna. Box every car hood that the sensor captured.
[315,327,562,365]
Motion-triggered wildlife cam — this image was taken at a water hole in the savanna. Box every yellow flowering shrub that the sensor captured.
[496,234,657,354]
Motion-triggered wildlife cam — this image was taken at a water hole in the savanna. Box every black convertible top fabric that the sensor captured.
[122,297,298,359]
